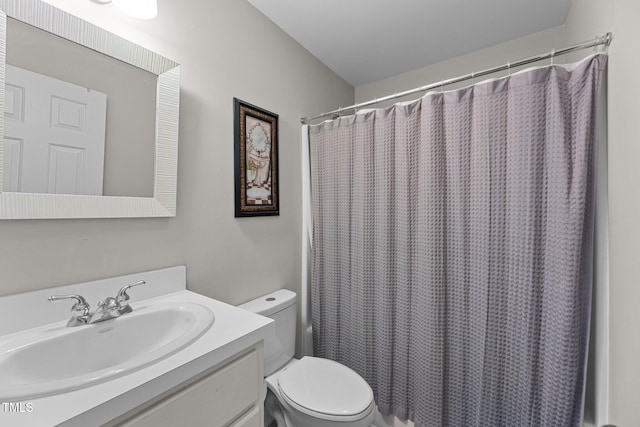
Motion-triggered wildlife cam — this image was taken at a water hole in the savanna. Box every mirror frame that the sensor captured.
[0,0,180,219]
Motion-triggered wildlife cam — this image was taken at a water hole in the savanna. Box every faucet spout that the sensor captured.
[89,297,121,324]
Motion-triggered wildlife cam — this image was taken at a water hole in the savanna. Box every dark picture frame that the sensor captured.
[233,98,279,217]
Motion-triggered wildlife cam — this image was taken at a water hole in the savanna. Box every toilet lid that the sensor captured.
[277,357,374,418]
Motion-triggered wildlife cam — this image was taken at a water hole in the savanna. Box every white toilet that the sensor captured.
[239,289,376,427]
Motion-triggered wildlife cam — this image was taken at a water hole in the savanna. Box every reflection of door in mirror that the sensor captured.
[4,65,107,195]
[5,17,157,198]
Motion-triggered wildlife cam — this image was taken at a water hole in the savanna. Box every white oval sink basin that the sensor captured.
[0,302,214,400]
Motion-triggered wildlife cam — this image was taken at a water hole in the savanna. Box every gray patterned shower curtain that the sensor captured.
[308,54,606,427]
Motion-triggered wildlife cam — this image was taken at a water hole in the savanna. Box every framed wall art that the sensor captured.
[233,98,279,217]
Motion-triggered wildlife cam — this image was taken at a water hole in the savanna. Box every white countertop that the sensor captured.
[0,267,273,427]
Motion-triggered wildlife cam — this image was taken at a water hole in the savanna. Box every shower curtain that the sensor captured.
[309,54,607,427]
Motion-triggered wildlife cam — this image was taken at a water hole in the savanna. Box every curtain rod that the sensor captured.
[301,32,612,125]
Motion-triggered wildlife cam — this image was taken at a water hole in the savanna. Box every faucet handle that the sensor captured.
[48,294,91,326]
[115,280,146,314]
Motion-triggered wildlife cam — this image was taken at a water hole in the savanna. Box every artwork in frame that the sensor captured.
[234,98,280,217]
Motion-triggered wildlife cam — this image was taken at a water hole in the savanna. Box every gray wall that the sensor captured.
[565,1,640,426]
[355,25,566,104]
[0,0,353,324]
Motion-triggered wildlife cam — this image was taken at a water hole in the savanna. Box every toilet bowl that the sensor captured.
[267,357,376,427]
[239,290,375,427]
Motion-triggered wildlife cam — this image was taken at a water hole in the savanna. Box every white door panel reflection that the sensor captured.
[4,65,107,195]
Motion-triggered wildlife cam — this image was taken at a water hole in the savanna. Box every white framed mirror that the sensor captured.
[0,0,180,219]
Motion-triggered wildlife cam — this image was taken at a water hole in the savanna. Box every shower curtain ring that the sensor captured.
[550,49,555,65]
[507,62,511,76]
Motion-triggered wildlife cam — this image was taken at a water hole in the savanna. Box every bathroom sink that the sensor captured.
[0,302,214,400]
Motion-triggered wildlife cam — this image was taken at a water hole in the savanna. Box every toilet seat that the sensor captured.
[277,356,374,422]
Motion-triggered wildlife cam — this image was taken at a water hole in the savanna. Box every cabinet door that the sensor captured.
[230,406,261,427]
[120,348,262,427]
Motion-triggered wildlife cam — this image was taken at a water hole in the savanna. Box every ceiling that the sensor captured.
[247,0,572,87]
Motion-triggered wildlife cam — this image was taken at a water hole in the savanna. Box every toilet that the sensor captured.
[239,289,376,427]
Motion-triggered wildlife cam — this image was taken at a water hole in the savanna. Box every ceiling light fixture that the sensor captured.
[90,0,158,20]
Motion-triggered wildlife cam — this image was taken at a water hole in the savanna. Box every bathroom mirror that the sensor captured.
[0,0,180,219]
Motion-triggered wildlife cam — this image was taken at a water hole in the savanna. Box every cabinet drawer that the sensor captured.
[121,348,261,427]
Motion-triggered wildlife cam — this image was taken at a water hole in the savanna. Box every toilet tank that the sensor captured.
[238,289,296,376]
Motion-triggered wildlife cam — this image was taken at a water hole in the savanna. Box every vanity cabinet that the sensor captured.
[111,344,264,427]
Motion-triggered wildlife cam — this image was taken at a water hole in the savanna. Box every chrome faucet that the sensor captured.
[48,280,146,326]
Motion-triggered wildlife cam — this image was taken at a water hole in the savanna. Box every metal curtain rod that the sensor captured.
[301,32,612,124]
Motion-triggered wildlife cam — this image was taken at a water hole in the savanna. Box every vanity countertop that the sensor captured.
[0,267,273,427]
